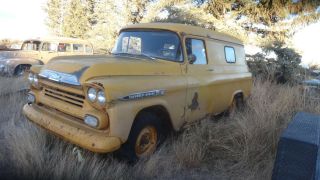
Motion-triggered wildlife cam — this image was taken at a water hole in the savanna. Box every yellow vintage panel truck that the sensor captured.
[23,23,252,160]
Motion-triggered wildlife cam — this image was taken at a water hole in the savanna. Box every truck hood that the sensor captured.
[42,55,182,83]
[0,50,35,60]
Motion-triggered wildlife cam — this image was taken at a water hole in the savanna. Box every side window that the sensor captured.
[58,43,71,52]
[73,44,84,52]
[185,38,207,65]
[225,46,236,63]
[42,43,57,51]
[85,45,93,53]
[41,43,49,51]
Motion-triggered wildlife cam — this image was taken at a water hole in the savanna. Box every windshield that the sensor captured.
[21,41,41,51]
[112,30,182,62]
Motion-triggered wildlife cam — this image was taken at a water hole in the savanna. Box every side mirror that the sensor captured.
[188,54,197,64]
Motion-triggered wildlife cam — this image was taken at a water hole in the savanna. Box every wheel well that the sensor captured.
[15,64,31,70]
[14,64,31,73]
[134,105,174,134]
[234,92,244,99]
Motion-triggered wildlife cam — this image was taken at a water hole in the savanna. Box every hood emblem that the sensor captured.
[39,69,81,86]
[48,72,61,82]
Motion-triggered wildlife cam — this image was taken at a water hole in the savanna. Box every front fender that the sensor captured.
[107,98,170,142]
[85,75,188,142]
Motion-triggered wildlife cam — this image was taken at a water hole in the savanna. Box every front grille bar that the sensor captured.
[42,85,85,108]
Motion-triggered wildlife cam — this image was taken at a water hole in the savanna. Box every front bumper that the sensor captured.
[23,103,122,153]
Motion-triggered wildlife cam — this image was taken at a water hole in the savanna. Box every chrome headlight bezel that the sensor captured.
[33,74,39,86]
[86,85,107,108]
[84,115,99,128]
[28,73,34,83]
[87,87,97,102]
[97,90,106,105]
[28,72,39,87]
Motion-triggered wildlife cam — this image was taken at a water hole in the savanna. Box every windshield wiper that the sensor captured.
[113,52,156,60]
[139,53,156,60]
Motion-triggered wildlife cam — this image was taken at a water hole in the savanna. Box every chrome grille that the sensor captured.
[43,86,85,108]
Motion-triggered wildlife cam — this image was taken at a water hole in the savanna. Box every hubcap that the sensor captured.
[135,126,157,157]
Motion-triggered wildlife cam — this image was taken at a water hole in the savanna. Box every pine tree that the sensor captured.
[86,0,97,26]
[202,0,320,44]
[45,0,64,35]
[44,0,320,51]
[62,0,90,38]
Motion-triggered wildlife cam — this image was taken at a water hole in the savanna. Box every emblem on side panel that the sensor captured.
[119,90,165,101]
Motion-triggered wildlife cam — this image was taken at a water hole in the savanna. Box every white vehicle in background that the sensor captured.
[0,37,93,76]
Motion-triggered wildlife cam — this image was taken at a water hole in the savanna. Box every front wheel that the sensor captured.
[116,112,165,162]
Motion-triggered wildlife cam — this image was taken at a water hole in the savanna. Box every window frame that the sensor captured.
[85,44,93,53]
[114,29,185,63]
[185,37,208,65]
[57,43,72,52]
[224,46,236,63]
[41,42,58,52]
[21,40,41,51]
[72,44,85,52]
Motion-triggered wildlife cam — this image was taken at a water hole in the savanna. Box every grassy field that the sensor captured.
[0,77,319,179]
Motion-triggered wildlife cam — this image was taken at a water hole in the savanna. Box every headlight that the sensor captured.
[28,73,34,83]
[84,115,99,127]
[87,88,97,102]
[28,73,39,86]
[33,74,39,86]
[27,93,35,104]
[97,90,106,105]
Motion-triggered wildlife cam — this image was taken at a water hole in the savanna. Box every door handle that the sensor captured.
[207,68,214,72]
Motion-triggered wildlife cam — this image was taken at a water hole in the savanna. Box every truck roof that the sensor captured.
[22,37,91,45]
[123,23,243,45]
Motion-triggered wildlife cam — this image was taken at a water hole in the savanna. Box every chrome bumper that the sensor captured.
[23,103,122,153]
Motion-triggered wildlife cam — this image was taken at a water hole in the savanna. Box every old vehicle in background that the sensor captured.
[23,23,252,160]
[0,37,93,76]
[302,75,320,100]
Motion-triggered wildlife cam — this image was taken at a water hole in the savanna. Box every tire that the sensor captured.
[234,95,244,110]
[228,95,244,114]
[14,65,30,76]
[116,111,165,162]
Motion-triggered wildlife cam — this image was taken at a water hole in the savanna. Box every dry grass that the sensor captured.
[0,78,319,179]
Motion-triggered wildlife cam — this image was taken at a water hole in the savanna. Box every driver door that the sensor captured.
[184,36,215,123]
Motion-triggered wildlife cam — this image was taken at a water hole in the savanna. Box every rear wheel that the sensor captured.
[116,112,165,162]
[228,94,244,114]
